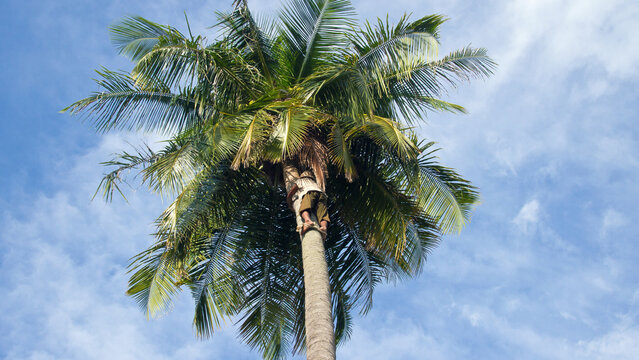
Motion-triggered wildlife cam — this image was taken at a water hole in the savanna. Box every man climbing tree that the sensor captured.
[285,163,330,238]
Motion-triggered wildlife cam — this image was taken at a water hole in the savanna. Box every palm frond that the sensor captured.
[389,46,496,98]
[216,1,276,83]
[413,143,479,233]
[328,122,356,181]
[93,144,159,202]
[190,226,244,338]
[156,165,260,243]
[279,0,357,81]
[62,68,203,134]
[126,242,182,318]
[347,115,419,159]
[313,65,379,121]
[263,103,315,161]
[233,187,303,360]
[428,46,496,84]
[231,111,273,169]
[388,92,467,121]
[141,138,202,196]
[378,47,494,124]
[132,40,263,112]
[110,16,186,61]
[352,14,443,96]
[328,139,446,268]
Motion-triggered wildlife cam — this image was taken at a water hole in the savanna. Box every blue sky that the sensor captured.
[1,0,638,359]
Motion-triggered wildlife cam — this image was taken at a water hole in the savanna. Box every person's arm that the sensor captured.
[286,183,299,207]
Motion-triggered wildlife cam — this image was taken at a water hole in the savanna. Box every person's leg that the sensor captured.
[315,194,329,237]
[299,192,317,233]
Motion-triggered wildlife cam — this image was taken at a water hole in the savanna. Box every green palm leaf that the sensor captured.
[280,0,357,81]
[263,103,315,161]
[126,242,182,319]
[110,16,186,61]
[190,227,244,338]
[216,0,276,83]
[62,68,203,134]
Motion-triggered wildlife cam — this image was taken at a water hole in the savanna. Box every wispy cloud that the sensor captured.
[512,199,541,233]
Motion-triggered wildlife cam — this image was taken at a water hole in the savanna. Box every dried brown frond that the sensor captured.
[297,137,329,190]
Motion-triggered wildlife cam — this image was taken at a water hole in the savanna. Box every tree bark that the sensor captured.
[300,228,335,360]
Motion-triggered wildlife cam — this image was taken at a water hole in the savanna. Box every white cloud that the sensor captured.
[578,326,639,360]
[337,313,459,360]
[513,199,541,232]
[483,0,639,90]
[459,305,639,360]
[415,0,639,179]
[600,208,628,238]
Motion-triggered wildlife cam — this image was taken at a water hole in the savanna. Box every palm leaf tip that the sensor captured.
[110,16,182,61]
[407,14,448,39]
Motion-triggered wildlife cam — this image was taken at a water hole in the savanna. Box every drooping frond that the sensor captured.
[412,142,479,233]
[110,16,186,61]
[62,68,203,134]
[328,139,446,270]
[324,217,385,314]
[347,115,419,159]
[233,187,303,360]
[157,164,260,244]
[352,14,443,96]
[387,46,496,123]
[263,102,316,161]
[126,241,183,318]
[231,110,274,170]
[141,138,202,196]
[190,226,245,338]
[92,143,159,202]
[327,122,357,181]
[376,139,478,234]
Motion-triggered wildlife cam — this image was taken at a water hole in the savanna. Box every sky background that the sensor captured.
[1,0,638,359]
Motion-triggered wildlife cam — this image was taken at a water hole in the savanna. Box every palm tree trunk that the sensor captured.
[300,228,335,360]
[283,163,335,359]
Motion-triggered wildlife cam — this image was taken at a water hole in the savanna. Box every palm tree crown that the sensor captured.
[65,0,495,358]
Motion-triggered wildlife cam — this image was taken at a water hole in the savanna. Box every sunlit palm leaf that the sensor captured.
[347,115,419,159]
[126,242,182,318]
[63,68,202,134]
[263,103,315,161]
[110,16,186,61]
[231,111,273,169]
[353,14,443,96]
[280,0,357,81]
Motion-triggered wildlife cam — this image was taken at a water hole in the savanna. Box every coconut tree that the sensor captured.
[64,0,495,359]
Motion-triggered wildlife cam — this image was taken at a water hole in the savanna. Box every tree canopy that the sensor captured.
[64,0,495,358]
